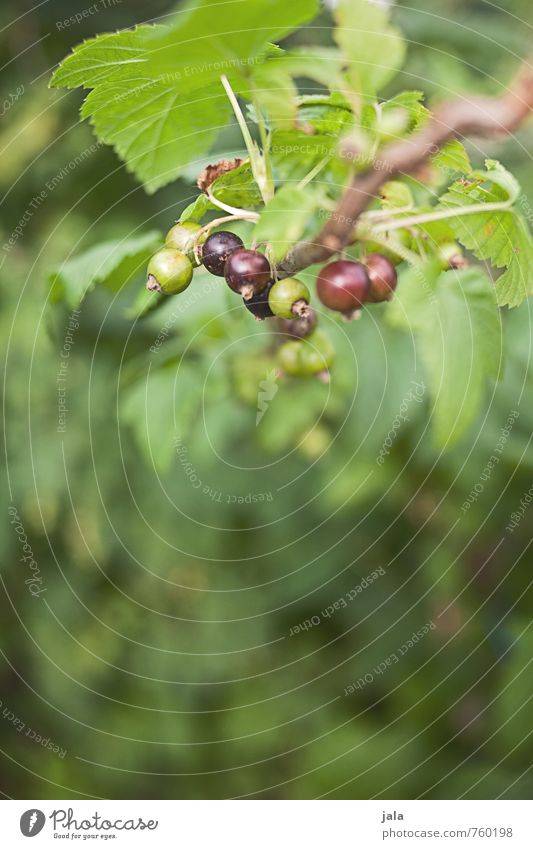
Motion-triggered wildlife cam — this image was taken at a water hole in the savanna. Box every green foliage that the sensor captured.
[433,139,472,176]
[297,94,354,135]
[388,264,502,445]
[333,0,406,99]
[5,0,533,804]
[363,90,428,135]
[81,81,231,194]
[438,160,533,308]
[209,160,264,209]
[121,362,203,471]
[254,186,322,261]
[181,161,263,221]
[50,1,319,191]
[47,0,533,449]
[48,232,161,308]
[250,49,344,130]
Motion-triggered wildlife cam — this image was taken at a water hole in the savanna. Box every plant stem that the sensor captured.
[251,88,274,202]
[206,187,256,218]
[220,75,256,160]
[220,75,272,205]
[372,201,513,234]
[298,156,330,190]
[356,229,421,266]
[364,205,414,220]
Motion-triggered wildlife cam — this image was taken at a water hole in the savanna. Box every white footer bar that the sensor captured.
[0,800,530,848]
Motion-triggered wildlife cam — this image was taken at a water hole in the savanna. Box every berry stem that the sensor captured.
[356,229,421,265]
[241,283,255,301]
[298,156,330,190]
[364,206,414,220]
[192,213,258,264]
[292,299,310,318]
[146,273,161,292]
[206,186,257,218]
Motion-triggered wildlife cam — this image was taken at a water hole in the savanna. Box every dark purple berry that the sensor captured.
[201,230,244,277]
[225,249,271,301]
[244,281,275,321]
[365,253,398,302]
[316,260,370,317]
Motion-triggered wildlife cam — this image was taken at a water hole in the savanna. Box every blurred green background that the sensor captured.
[1,0,532,799]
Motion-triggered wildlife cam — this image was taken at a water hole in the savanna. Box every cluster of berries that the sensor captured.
[316,254,397,318]
[146,223,398,378]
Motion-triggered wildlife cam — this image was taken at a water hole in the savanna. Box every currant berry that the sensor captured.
[277,330,335,377]
[165,222,206,266]
[146,249,193,295]
[365,253,398,303]
[438,242,468,270]
[300,329,336,375]
[316,260,370,317]
[268,277,311,320]
[225,249,271,301]
[244,281,274,321]
[278,309,318,339]
[277,340,305,376]
[202,231,244,277]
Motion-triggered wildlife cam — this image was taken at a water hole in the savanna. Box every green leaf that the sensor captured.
[181,161,263,224]
[380,180,414,209]
[180,193,213,223]
[432,139,472,176]
[210,160,264,209]
[51,2,319,93]
[483,158,521,202]
[48,231,162,309]
[50,25,164,90]
[147,0,321,90]
[250,49,345,129]
[439,160,533,307]
[250,62,299,130]
[333,0,406,100]
[297,94,353,135]
[381,91,428,132]
[81,81,231,194]
[387,263,502,446]
[271,130,339,183]
[362,91,428,136]
[254,186,322,261]
[50,0,320,191]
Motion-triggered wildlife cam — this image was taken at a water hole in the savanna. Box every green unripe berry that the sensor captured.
[277,330,335,377]
[268,277,311,319]
[438,242,468,270]
[277,340,305,376]
[300,329,335,375]
[165,222,206,266]
[147,248,193,295]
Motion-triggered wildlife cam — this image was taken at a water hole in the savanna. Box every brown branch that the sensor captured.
[276,62,533,279]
